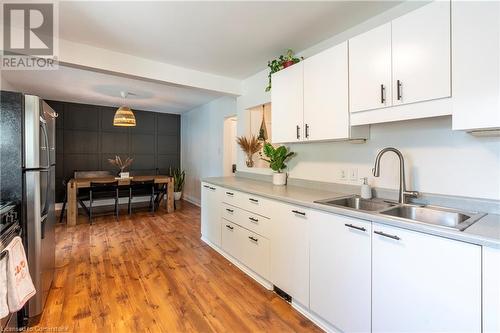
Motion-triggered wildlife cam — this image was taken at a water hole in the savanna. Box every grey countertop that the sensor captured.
[203,176,500,248]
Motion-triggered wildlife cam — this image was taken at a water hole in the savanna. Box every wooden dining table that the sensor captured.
[66,175,174,226]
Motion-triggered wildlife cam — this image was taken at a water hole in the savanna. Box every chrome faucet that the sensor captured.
[372,147,419,204]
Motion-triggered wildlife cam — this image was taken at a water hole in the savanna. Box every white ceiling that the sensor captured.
[3,1,402,113]
[59,1,401,79]
[1,65,225,113]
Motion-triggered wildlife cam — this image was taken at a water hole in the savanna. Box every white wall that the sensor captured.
[181,96,237,204]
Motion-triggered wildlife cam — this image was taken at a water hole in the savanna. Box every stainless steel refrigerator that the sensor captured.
[23,95,56,322]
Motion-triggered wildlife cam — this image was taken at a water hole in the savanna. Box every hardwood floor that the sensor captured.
[35,201,321,332]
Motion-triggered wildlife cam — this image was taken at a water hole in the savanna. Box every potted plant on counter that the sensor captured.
[265,49,303,92]
[237,135,263,168]
[261,143,295,185]
[170,167,185,201]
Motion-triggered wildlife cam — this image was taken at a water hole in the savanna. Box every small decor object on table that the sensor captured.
[170,167,185,201]
[107,155,134,178]
[261,142,295,186]
[265,49,303,92]
[237,135,263,168]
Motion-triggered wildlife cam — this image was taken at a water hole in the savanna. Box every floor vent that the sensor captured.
[273,286,292,303]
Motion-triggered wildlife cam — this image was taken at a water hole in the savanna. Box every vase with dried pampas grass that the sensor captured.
[108,155,134,177]
[236,135,262,168]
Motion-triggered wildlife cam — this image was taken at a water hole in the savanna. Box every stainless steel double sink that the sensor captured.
[314,195,486,231]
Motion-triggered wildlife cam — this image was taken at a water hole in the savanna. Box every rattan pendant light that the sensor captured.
[113,91,136,127]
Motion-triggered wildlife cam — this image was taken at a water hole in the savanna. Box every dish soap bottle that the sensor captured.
[360,177,372,199]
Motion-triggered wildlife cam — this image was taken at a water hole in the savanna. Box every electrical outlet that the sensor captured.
[349,168,358,181]
[338,169,347,180]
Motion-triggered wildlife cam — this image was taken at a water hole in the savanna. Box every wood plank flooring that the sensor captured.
[35,201,321,332]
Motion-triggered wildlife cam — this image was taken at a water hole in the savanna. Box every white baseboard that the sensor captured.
[200,236,273,290]
[292,301,338,333]
[183,194,200,207]
[55,197,151,211]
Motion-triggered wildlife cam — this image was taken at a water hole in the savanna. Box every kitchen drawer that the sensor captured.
[221,188,242,206]
[221,219,244,263]
[240,228,270,280]
[240,192,271,218]
[222,203,270,238]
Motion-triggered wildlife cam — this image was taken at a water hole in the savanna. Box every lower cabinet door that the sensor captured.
[221,220,244,262]
[372,223,481,333]
[240,229,270,280]
[309,210,371,332]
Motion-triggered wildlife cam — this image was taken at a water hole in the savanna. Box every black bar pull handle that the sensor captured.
[249,198,259,203]
[248,236,258,242]
[345,223,366,232]
[249,217,259,223]
[292,210,306,216]
[296,125,300,140]
[374,230,401,240]
[226,191,234,196]
[203,185,210,188]
[380,84,386,104]
[209,186,216,190]
[226,225,234,230]
[305,124,310,139]
[397,80,402,101]
[226,208,234,213]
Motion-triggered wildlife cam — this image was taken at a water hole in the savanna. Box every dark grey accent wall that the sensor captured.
[46,100,180,202]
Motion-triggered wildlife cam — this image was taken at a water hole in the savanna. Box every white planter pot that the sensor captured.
[174,191,182,201]
[120,172,129,178]
[273,172,287,186]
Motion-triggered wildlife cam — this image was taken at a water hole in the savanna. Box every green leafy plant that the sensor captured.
[169,167,185,192]
[261,142,295,173]
[265,49,303,92]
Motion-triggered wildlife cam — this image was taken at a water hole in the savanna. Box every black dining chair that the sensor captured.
[58,177,71,223]
[74,170,113,218]
[89,180,119,223]
[128,179,155,214]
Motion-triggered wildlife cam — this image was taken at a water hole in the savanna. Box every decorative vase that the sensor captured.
[246,156,254,168]
[273,172,287,186]
[282,60,295,68]
[174,191,182,201]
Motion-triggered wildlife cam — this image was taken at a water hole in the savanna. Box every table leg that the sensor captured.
[167,180,174,213]
[67,181,77,226]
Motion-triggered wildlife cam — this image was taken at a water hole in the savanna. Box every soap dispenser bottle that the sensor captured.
[360,177,372,199]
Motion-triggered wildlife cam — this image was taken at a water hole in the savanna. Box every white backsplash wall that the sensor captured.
[286,116,500,200]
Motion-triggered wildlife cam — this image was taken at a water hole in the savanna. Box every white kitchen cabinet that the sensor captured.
[309,211,371,333]
[483,246,500,333]
[349,23,392,112]
[271,63,303,143]
[392,0,450,106]
[304,41,349,141]
[200,183,221,246]
[372,223,481,333]
[221,219,244,262]
[270,202,309,306]
[452,1,500,132]
[239,228,270,280]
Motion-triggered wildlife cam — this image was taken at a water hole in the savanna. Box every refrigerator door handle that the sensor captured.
[40,123,50,168]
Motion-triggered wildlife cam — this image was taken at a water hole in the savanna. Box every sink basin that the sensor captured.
[379,205,485,231]
[315,195,397,212]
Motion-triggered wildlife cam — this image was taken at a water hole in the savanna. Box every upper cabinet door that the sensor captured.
[452,1,500,131]
[392,1,451,106]
[304,42,349,141]
[349,23,392,113]
[271,63,303,143]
